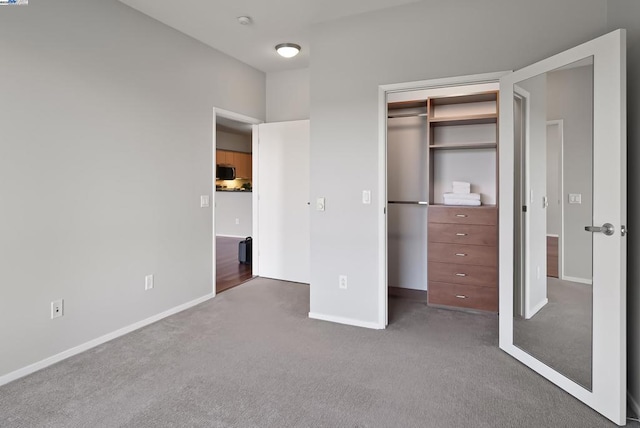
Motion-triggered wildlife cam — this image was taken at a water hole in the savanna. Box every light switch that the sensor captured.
[569,193,582,204]
[316,197,326,211]
[200,195,210,208]
[362,190,371,205]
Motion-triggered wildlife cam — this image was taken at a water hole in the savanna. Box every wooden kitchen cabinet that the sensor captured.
[216,150,252,179]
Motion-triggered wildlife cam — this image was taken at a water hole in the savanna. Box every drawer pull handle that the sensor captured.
[455,253,467,257]
[455,214,468,218]
[456,233,467,236]
[455,273,467,277]
[455,295,468,299]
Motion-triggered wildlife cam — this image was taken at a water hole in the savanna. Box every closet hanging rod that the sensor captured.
[387,113,428,119]
[388,201,429,205]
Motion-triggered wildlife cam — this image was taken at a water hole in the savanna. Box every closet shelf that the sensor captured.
[429,113,497,126]
[388,113,428,119]
[429,142,497,150]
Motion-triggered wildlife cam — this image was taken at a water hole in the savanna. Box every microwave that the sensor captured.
[216,164,236,180]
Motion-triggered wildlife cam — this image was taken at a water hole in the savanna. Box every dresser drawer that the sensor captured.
[428,223,497,246]
[428,242,497,267]
[428,262,497,287]
[429,206,497,225]
[428,281,498,312]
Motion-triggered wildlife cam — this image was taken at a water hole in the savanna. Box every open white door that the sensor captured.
[499,29,626,425]
[257,120,310,284]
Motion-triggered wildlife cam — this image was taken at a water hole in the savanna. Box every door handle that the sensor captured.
[585,223,614,236]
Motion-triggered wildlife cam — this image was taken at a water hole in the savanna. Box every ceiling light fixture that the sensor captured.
[275,43,301,58]
[237,16,252,25]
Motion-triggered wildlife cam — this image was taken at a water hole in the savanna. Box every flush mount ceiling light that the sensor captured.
[237,16,252,25]
[275,43,301,58]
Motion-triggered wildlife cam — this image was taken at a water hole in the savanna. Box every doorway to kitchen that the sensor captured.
[213,108,261,295]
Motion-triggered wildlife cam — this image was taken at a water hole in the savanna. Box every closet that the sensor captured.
[387,84,499,312]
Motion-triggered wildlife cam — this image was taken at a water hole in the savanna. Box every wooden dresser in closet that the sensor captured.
[427,205,498,312]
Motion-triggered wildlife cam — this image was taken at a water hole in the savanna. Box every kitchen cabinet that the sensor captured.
[216,150,252,180]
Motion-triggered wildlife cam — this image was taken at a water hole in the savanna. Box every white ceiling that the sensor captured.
[118,0,422,73]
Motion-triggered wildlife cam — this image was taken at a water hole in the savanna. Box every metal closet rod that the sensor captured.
[388,201,429,205]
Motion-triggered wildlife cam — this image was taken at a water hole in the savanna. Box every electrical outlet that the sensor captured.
[200,195,210,208]
[145,274,154,291]
[235,218,240,225]
[339,275,348,290]
[51,299,63,319]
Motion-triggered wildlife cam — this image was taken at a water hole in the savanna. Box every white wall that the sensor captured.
[216,130,252,153]
[0,0,265,380]
[266,68,310,122]
[215,192,252,238]
[606,0,640,415]
[387,116,428,290]
[308,0,607,325]
[547,65,594,282]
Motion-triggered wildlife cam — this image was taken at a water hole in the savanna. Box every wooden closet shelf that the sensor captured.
[388,113,428,119]
[429,142,497,150]
[388,100,428,110]
[429,91,498,106]
[429,113,497,126]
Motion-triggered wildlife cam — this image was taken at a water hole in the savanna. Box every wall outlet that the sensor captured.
[51,299,63,319]
[339,275,348,289]
[362,190,371,204]
[145,274,154,291]
[316,197,326,211]
[200,195,210,208]
[235,218,240,225]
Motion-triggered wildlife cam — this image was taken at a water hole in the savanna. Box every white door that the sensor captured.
[257,120,310,284]
[499,30,626,425]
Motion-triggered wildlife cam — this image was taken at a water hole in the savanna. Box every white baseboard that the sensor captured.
[629,391,640,418]
[0,293,214,387]
[561,275,593,285]
[308,312,385,330]
[525,298,549,319]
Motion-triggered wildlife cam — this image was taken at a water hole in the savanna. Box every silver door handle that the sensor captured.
[585,223,614,236]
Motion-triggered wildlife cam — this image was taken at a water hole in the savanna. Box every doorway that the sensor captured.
[380,72,507,325]
[213,108,261,295]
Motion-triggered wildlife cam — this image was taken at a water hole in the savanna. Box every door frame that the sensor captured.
[377,71,510,327]
[212,107,263,297]
[498,29,626,425]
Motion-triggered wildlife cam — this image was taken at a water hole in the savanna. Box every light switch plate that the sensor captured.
[200,195,210,208]
[316,197,325,211]
[362,190,371,204]
[569,193,582,204]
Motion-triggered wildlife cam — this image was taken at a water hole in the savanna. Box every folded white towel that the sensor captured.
[443,192,481,201]
[452,181,471,194]
[443,199,481,206]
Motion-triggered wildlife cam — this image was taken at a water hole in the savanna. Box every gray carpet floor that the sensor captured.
[0,278,636,428]
[514,277,593,389]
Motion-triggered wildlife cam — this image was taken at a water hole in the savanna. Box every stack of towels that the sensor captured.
[443,181,481,206]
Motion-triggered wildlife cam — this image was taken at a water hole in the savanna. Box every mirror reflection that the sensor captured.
[513,57,594,390]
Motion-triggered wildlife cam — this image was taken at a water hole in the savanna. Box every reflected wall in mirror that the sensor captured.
[513,57,594,390]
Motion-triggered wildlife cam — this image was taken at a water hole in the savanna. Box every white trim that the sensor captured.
[0,293,214,387]
[629,392,640,419]
[378,71,510,330]
[562,275,593,285]
[216,234,249,239]
[546,234,559,238]
[308,312,385,330]
[526,298,548,319]
[377,86,388,328]
[214,107,262,126]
